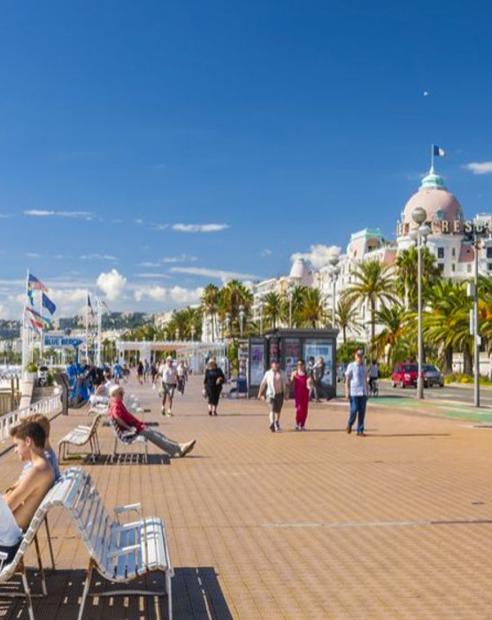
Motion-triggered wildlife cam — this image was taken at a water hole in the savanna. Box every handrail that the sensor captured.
[0,392,63,445]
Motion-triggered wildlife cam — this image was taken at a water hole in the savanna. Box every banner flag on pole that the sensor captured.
[42,293,56,315]
[26,306,53,329]
[432,144,446,157]
[88,293,95,316]
[27,283,35,306]
[27,316,44,332]
[28,273,48,291]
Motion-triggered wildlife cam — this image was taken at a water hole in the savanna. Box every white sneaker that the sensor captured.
[179,439,196,457]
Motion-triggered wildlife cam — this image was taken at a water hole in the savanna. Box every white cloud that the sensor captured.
[464,161,492,175]
[26,252,41,258]
[97,269,127,300]
[153,224,169,231]
[172,223,229,233]
[138,261,161,268]
[170,266,259,282]
[133,285,203,304]
[291,244,342,270]
[135,218,144,224]
[134,273,171,279]
[80,254,117,261]
[24,210,93,219]
[260,249,273,257]
[161,254,198,263]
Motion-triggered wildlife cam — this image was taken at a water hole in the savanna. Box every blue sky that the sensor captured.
[1,0,492,317]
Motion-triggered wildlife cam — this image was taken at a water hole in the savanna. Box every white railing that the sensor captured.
[0,391,63,445]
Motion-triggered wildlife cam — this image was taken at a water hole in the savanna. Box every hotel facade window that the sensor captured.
[438,263,444,273]
[437,247,445,259]
[487,247,492,259]
[488,263,492,271]
[452,247,456,258]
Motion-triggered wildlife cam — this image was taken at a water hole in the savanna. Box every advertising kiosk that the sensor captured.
[248,328,338,399]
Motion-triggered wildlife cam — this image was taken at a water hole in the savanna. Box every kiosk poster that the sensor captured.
[250,343,265,385]
[269,339,280,362]
[284,338,301,377]
[303,341,333,388]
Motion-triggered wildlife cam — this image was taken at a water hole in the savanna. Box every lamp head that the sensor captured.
[411,207,427,226]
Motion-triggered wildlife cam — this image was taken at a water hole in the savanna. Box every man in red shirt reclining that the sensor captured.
[108,385,195,457]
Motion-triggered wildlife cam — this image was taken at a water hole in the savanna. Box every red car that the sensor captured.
[391,363,418,388]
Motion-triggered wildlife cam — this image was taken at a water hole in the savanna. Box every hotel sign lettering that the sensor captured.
[397,219,492,237]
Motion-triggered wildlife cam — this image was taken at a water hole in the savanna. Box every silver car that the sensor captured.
[423,364,444,388]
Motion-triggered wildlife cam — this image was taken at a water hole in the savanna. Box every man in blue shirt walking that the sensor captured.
[345,349,369,436]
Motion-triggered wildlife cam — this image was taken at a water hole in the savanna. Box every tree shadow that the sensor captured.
[365,433,450,438]
[0,566,232,619]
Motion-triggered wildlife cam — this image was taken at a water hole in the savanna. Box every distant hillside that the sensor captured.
[59,312,151,331]
[0,320,20,339]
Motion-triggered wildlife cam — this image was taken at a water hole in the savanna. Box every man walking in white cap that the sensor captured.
[159,356,178,417]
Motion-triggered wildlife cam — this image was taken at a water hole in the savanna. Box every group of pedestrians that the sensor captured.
[257,349,371,435]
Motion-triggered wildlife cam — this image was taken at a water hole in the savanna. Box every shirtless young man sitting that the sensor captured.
[0,421,54,564]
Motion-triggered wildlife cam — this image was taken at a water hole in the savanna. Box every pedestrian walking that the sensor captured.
[159,356,178,416]
[258,360,288,433]
[345,349,368,436]
[313,356,326,401]
[368,360,379,395]
[291,359,313,430]
[136,360,144,385]
[203,358,225,415]
[177,361,186,395]
[150,362,158,386]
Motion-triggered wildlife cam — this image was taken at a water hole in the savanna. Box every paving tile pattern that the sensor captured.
[0,378,491,619]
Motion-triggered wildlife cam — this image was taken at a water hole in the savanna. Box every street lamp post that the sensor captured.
[175,329,179,342]
[239,305,245,338]
[191,326,196,342]
[410,207,430,400]
[258,300,264,336]
[328,249,341,327]
[473,239,480,407]
[225,312,231,338]
[288,286,294,328]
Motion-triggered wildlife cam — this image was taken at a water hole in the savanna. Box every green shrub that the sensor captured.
[26,362,38,373]
[378,363,392,378]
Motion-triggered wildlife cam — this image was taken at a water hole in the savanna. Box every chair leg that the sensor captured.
[44,516,56,570]
[166,571,173,619]
[77,559,94,620]
[20,564,35,620]
[33,534,47,595]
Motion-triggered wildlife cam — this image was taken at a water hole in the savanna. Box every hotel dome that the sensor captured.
[401,169,463,231]
[289,258,314,286]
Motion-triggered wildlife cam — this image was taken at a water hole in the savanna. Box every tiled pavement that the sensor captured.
[1,378,492,619]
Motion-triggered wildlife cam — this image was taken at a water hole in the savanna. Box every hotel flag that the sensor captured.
[88,293,95,316]
[27,316,43,332]
[28,273,48,291]
[42,293,56,315]
[430,144,446,172]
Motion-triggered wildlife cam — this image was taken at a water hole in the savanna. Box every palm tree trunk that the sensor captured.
[370,300,376,351]
[343,326,347,344]
[444,345,453,374]
[463,342,472,376]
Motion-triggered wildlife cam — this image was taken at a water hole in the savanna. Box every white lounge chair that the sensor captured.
[108,417,149,463]
[57,414,103,462]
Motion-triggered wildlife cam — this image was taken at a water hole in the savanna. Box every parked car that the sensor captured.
[391,363,418,388]
[423,364,444,387]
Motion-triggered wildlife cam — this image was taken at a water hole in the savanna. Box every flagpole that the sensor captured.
[85,290,89,365]
[22,270,30,375]
[430,144,434,173]
[39,283,44,362]
[96,298,102,367]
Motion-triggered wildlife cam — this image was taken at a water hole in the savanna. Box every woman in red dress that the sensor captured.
[291,359,313,431]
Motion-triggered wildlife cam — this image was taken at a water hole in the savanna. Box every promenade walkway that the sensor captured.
[1,377,491,619]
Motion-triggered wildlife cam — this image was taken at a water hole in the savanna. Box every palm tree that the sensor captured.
[263,292,284,329]
[424,280,472,374]
[373,303,410,365]
[201,284,220,341]
[343,260,396,349]
[298,288,326,328]
[335,298,362,344]
[395,247,441,309]
[219,280,253,335]
[289,285,309,328]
